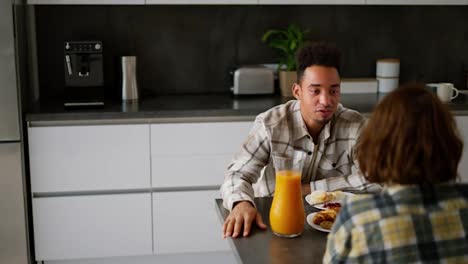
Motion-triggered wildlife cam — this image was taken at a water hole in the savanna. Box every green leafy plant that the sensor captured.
[262,24,310,71]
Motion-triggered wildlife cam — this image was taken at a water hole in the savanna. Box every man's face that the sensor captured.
[292,65,341,132]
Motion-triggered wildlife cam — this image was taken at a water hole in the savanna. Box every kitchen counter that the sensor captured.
[215,197,328,264]
[27,93,468,124]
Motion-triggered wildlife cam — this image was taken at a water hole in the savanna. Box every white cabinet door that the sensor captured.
[28,0,145,4]
[151,122,252,187]
[152,155,234,187]
[146,0,257,4]
[366,0,468,5]
[456,116,468,183]
[259,0,365,4]
[28,124,151,193]
[153,190,229,254]
[33,193,152,261]
[150,122,252,156]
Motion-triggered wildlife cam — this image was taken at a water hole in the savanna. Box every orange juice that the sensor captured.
[269,170,305,237]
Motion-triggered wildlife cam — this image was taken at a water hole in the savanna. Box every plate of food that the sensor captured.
[306,212,331,232]
[305,190,354,210]
[306,207,340,233]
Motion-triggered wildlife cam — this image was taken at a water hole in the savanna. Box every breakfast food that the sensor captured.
[319,221,333,230]
[312,206,342,230]
[323,202,342,210]
[309,190,336,204]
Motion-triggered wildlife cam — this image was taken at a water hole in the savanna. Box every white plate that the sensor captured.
[305,191,354,210]
[306,212,331,233]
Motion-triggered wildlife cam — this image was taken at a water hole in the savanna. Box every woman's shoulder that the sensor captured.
[340,191,406,226]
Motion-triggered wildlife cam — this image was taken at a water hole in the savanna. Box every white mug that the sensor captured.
[436,83,459,103]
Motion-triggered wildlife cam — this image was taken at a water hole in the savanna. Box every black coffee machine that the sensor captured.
[64,41,104,107]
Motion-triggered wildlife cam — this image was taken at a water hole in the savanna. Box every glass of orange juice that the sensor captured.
[269,150,305,238]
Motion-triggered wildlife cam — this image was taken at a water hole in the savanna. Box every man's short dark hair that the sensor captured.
[296,42,342,82]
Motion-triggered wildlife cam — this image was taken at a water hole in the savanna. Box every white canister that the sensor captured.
[377,77,399,93]
[376,58,400,78]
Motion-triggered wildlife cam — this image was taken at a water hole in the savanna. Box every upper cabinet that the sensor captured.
[366,0,468,4]
[27,0,468,4]
[146,0,257,3]
[259,0,365,4]
[28,0,145,4]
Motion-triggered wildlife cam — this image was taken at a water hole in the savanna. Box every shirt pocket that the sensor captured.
[318,150,353,178]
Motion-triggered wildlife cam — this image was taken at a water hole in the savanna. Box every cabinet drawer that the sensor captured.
[152,154,231,187]
[153,190,229,254]
[259,0,364,4]
[150,122,252,155]
[147,0,257,3]
[28,125,151,192]
[28,0,145,4]
[32,193,152,261]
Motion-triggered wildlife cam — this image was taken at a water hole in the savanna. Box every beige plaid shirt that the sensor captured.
[221,100,377,211]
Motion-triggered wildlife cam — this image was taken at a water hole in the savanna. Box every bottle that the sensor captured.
[269,150,306,238]
[121,56,139,102]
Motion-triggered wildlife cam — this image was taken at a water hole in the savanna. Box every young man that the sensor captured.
[221,42,377,238]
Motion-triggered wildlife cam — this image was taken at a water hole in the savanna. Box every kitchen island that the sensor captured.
[25,92,468,262]
[215,197,328,264]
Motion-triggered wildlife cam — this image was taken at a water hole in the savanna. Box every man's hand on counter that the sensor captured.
[222,201,267,238]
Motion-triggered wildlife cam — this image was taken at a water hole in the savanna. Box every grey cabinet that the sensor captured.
[28,0,468,4]
[27,0,145,4]
[366,0,468,4]
[146,0,257,3]
[259,0,365,4]
[456,116,468,183]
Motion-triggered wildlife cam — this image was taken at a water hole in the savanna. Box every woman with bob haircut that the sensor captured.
[323,83,468,263]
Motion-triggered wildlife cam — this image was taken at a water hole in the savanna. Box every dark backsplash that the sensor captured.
[35,5,468,102]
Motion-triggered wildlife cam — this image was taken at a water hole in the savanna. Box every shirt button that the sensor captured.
[308,151,312,155]
[332,163,337,167]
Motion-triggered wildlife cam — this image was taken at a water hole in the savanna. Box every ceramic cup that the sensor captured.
[428,83,459,103]
[425,83,438,94]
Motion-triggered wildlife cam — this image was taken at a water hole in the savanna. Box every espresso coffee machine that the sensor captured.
[64,41,104,107]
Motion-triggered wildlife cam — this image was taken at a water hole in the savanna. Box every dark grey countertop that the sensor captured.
[26,93,468,124]
[215,197,328,264]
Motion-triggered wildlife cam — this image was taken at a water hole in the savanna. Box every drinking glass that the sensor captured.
[269,150,305,238]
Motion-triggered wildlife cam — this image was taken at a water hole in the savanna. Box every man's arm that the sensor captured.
[311,171,381,193]
[312,114,381,193]
[220,116,271,211]
[220,117,271,237]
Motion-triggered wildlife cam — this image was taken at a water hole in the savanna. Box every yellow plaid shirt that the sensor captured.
[221,100,378,211]
[324,183,468,263]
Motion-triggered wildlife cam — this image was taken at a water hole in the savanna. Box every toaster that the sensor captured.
[231,66,274,95]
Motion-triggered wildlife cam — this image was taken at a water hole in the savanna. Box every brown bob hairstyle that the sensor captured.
[355,82,463,184]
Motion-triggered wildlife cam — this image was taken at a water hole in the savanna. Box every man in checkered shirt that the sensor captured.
[221,42,380,238]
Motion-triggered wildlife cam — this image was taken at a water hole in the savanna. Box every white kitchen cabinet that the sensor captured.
[28,124,151,193]
[153,190,229,254]
[365,0,468,5]
[150,121,252,187]
[259,0,365,4]
[145,0,257,4]
[27,0,145,4]
[152,155,235,187]
[32,193,153,261]
[43,252,236,264]
[456,116,468,183]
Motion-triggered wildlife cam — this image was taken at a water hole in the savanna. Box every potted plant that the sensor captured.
[262,24,310,97]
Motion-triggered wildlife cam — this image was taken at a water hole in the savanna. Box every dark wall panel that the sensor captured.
[35,5,468,102]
